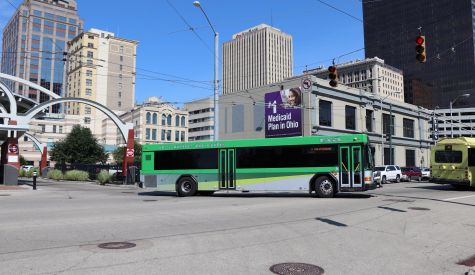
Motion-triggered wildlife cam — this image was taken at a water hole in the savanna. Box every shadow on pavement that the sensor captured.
[137,191,373,199]
[407,184,475,191]
[138,191,176,197]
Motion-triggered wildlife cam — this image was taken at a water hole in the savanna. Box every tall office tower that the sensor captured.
[222,24,293,95]
[1,0,83,113]
[363,0,475,109]
[66,28,138,137]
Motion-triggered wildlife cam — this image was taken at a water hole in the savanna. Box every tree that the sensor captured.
[50,125,108,165]
[19,155,27,166]
[113,141,142,165]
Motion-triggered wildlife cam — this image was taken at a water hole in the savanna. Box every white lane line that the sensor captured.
[443,194,475,201]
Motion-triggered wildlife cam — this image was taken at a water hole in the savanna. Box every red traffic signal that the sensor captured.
[415,35,426,63]
[328,66,338,87]
[416,36,424,45]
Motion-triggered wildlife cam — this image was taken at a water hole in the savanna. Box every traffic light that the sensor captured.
[416,35,426,63]
[328,66,338,87]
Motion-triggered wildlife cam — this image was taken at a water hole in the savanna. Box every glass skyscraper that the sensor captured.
[1,0,83,113]
[363,0,475,109]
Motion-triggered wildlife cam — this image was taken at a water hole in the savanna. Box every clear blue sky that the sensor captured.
[1,0,365,106]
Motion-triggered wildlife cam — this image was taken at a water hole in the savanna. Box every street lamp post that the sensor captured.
[193,1,219,141]
[369,91,400,165]
[450,93,470,138]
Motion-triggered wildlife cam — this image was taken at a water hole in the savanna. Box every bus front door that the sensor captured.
[339,145,363,189]
[219,149,236,190]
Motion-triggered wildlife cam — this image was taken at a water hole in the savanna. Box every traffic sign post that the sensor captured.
[302,78,312,90]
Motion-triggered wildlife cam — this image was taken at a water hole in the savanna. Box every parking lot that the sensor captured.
[1,179,475,274]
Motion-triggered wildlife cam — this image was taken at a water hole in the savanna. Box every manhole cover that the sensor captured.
[457,254,475,267]
[97,242,136,250]
[142,199,157,202]
[383,199,414,202]
[408,207,430,211]
[270,263,324,275]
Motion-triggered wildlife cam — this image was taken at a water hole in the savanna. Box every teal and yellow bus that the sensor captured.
[430,137,475,188]
[141,134,375,198]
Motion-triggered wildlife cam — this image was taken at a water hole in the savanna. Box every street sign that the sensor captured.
[8,144,18,154]
[302,78,312,90]
[126,148,134,158]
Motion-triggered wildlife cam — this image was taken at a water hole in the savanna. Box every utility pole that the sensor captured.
[389,104,393,164]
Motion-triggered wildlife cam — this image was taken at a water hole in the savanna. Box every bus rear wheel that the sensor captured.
[315,176,335,198]
[176,177,197,197]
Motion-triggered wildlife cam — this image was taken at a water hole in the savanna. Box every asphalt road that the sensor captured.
[1,179,475,275]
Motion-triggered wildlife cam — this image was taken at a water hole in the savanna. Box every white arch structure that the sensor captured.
[0,81,18,116]
[19,97,133,140]
[0,72,61,117]
[22,133,46,154]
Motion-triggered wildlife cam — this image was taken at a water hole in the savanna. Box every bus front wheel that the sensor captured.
[315,176,335,198]
[176,177,197,197]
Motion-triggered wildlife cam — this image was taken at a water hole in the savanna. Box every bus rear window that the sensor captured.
[434,150,462,163]
[469,149,475,166]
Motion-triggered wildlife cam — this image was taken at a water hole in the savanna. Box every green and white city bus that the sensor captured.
[141,134,375,198]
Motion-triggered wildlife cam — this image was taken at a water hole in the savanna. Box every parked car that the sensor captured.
[373,165,402,184]
[401,167,423,181]
[421,167,431,180]
[21,165,34,172]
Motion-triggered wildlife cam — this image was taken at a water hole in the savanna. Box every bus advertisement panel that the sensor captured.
[265,87,302,138]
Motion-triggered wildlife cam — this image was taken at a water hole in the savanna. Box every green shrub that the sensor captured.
[64,170,89,181]
[19,169,25,177]
[97,170,112,185]
[47,169,63,181]
[26,167,40,178]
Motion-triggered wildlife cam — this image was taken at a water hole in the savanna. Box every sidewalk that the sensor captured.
[0,185,30,191]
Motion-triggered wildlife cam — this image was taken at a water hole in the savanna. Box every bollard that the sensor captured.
[33,171,37,190]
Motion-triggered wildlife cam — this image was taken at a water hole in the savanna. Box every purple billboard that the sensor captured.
[265,87,303,138]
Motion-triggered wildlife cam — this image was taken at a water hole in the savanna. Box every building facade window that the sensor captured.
[406,149,415,167]
[181,116,186,127]
[162,114,166,125]
[167,130,172,141]
[86,88,92,96]
[152,129,157,141]
[84,117,91,124]
[366,110,373,132]
[175,131,180,141]
[383,113,395,135]
[146,112,151,124]
[319,100,332,127]
[86,70,92,77]
[167,115,172,126]
[345,105,356,130]
[85,106,91,114]
[161,129,165,141]
[86,79,92,86]
[384,148,395,165]
[403,118,415,138]
[152,113,158,124]
[146,128,150,140]
[175,115,180,127]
